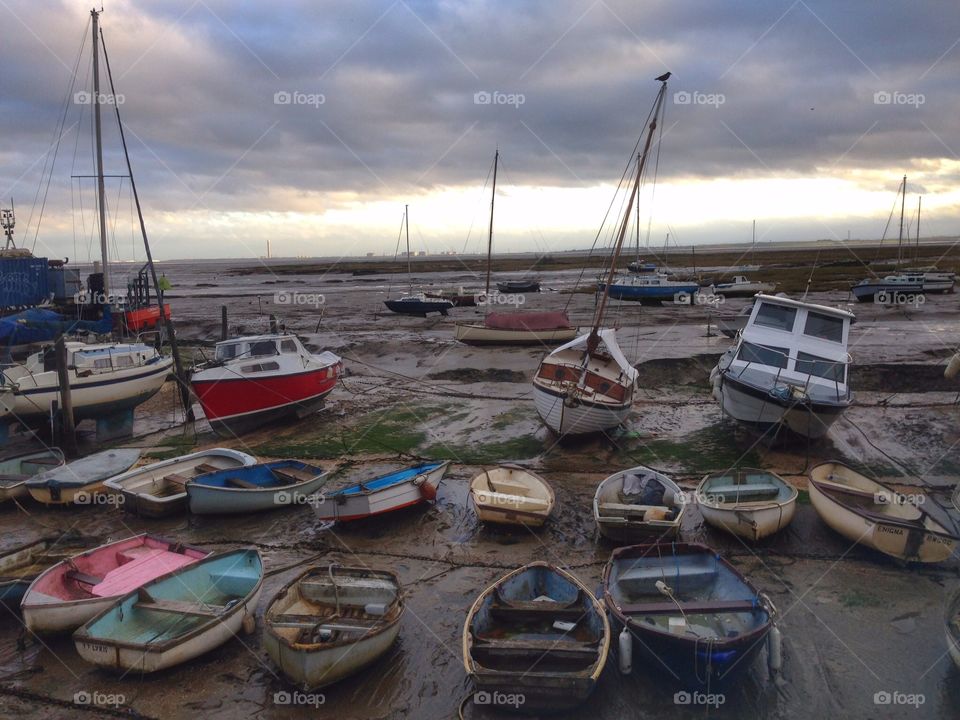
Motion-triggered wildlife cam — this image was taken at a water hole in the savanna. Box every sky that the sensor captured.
[1,0,959,262]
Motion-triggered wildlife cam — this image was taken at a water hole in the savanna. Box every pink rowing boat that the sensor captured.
[21,534,209,634]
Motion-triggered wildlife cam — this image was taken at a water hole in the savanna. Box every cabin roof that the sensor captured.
[754,293,854,321]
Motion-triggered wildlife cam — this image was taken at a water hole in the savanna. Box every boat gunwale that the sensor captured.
[695,468,798,511]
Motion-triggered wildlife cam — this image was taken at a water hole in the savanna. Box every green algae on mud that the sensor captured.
[610,423,762,474]
[422,434,544,464]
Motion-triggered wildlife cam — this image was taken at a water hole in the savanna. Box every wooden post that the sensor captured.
[54,337,77,458]
[269,314,278,333]
[221,306,228,341]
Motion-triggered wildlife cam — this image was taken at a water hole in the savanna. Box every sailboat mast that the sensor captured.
[405,205,412,295]
[91,9,109,295]
[635,152,641,262]
[485,150,498,296]
[915,196,921,262]
[897,174,906,263]
[590,74,670,344]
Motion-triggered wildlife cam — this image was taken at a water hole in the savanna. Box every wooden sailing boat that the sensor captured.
[532,74,671,435]
[384,206,454,317]
[454,150,577,346]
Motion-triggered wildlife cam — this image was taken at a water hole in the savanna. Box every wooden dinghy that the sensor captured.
[104,448,258,518]
[25,448,142,505]
[74,549,263,673]
[0,535,92,610]
[469,466,555,527]
[462,562,610,713]
[264,566,404,690]
[808,462,958,563]
[314,461,450,523]
[696,468,797,541]
[0,449,64,503]
[603,542,775,684]
[186,460,327,515]
[21,534,209,634]
[946,588,960,671]
[593,466,686,542]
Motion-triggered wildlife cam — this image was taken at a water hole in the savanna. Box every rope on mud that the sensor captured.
[0,685,156,719]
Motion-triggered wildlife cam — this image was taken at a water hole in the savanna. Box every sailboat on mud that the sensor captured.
[384,206,454,317]
[532,73,671,436]
[454,150,577,346]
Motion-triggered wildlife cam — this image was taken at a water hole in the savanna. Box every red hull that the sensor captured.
[123,304,171,331]
[192,366,339,423]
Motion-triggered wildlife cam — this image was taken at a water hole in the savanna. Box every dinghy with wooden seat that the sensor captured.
[463,562,609,713]
[105,448,258,518]
[808,462,959,563]
[603,543,775,684]
[0,449,64,502]
[21,534,209,634]
[0,535,93,610]
[186,460,327,515]
[313,461,450,523]
[469,466,555,527]
[25,448,142,505]
[696,468,797,541]
[593,466,686,542]
[264,566,404,689]
[74,549,263,673]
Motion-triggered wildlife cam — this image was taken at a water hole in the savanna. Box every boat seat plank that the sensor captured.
[618,565,719,588]
[226,477,260,490]
[476,491,549,508]
[165,473,191,486]
[489,605,584,622]
[65,570,103,586]
[487,479,533,495]
[617,599,760,615]
[598,502,672,517]
[474,637,596,655]
[135,599,224,617]
[813,479,880,500]
[272,466,317,482]
[193,463,220,475]
[708,484,780,500]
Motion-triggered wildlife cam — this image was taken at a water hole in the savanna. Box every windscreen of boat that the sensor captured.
[754,302,797,332]
[795,352,845,383]
[736,341,789,369]
[803,312,844,343]
[280,339,298,353]
[250,340,278,357]
[215,342,244,361]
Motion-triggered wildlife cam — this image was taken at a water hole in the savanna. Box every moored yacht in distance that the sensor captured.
[709,275,776,298]
[600,272,699,302]
[710,294,854,439]
[850,274,923,302]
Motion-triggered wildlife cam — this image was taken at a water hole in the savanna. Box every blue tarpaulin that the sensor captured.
[0,307,112,346]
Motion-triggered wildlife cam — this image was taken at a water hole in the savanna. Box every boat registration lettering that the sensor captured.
[80,641,111,654]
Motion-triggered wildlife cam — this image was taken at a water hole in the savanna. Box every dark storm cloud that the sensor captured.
[1,0,958,220]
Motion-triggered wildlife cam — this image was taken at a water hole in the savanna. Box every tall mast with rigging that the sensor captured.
[405,204,412,295]
[91,9,110,295]
[897,174,906,263]
[485,149,498,297]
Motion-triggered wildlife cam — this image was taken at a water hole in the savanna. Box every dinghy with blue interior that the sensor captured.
[313,461,450,522]
[186,460,327,515]
[696,468,797,542]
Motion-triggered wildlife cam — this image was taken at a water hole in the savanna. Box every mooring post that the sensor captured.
[221,306,228,341]
[269,314,278,333]
[54,337,77,458]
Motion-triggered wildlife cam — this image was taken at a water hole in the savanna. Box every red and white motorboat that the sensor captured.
[191,333,342,437]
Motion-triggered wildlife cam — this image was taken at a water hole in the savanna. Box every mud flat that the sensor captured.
[1,259,959,719]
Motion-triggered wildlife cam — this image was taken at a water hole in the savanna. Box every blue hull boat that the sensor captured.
[314,461,449,522]
[603,542,775,685]
[601,280,699,301]
[186,460,327,515]
[74,549,263,673]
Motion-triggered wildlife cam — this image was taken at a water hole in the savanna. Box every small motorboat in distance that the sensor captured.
[186,460,327,515]
[593,466,686,543]
[21,534,209,634]
[469,466,555,527]
[602,542,775,684]
[808,462,958,563]
[191,333,342,437]
[384,292,454,317]
[74,549,263,673]
[264,566,404,690]
[696,468,797,542]
[104,448,258,518]
[0,449,64,503]
[496,278,541,293]
[462,562,610,713]
[709,275,776,298]
[25,448,142,505]
[850,274,924,302]
[945,588,960,671]
[313,461,450,523]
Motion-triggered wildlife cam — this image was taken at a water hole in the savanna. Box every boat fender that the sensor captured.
[242,612,257,635]
[414,475,437,501]
[768,625,782,675]
[618,627,632,674]
[365,603,388,616]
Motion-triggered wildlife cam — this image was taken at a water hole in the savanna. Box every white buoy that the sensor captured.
[618,627,632,675]
[768,625,782,675]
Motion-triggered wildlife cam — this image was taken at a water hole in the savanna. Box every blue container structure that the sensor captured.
[0,257,50,309]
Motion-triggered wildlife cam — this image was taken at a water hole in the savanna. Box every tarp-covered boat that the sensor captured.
[25,448,141,505]
[593,466,686,542]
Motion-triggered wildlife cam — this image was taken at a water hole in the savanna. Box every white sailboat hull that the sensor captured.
[533,384,630,436]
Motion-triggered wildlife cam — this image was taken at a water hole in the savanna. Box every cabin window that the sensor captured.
[538,364,572,382]
[737,341,789,369]
[795,352,844,382]
[250,341,277,357]
[803,312,844,343]
[216,343,242,361]
[280,339,298,353]
[93,358,112,370]
[584,371,625,401]
[242,361,280,373]
[754,303,797,332]
[114,355,134,368]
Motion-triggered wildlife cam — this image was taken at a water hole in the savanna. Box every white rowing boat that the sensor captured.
[469,466,555,527]
[593,466,686,542]
[696,468,797,541]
